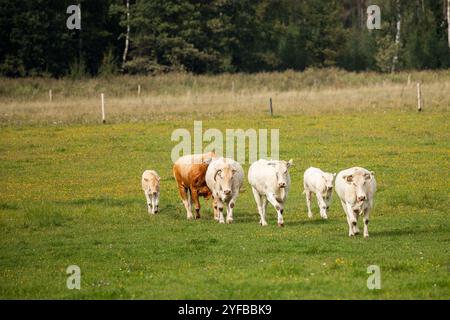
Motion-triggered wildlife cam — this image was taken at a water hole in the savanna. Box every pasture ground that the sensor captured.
[0,111,449,299]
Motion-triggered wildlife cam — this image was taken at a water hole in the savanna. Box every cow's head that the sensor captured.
[144,176,160,195]
[342,171,374,205]
[198,185,212,199]
[268,159,293,188]
[214,164,236,201]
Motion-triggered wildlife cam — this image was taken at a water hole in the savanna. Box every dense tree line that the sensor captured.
[0,0,449,77]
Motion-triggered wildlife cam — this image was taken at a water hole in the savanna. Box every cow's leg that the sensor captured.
[178,186,193,219]
[341,201,354,236]
[149,193,156,215]
[305,190,313,218]
[144,191,153,214]
[217,199,225,224]
[363,207,370,238]
[346,203,358,236]
[261,196,268,225]
[191,189,201,219]
[316,193,328,219]
[226,195,238,224]
[267,193,284,227]
[252,187,267,226]
[353,212,360,235]
[213,197,219,221]
[152,192,159,214]
[225,202,233,224]
[187,188,193,213]
[349,206,360,235]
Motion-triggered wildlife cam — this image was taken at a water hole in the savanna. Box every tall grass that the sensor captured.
[0,68,449,125]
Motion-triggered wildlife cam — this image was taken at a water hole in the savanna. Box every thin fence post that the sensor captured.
[269,97,273,117]
[49,89,52,102]
[407,74,411,86]
[101,93,106,123]
[138,84,141,97]
[417,82,423,112]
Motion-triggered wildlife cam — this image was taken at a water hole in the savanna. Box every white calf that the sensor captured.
[205,157,244,224]
[335,167,376,237]
[248,159,293,227]
[303,167,336,219]
[141,170,160,214]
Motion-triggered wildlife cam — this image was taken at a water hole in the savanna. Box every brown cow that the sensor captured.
[172,152,216,219]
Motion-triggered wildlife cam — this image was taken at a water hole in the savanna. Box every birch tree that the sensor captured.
[121,0,130,71]
[447,0,450,49]
[391,0,401,72]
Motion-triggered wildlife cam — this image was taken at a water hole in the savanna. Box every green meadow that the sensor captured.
[0,111,448,299]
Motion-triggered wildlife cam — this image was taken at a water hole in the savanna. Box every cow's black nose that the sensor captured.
[357,196,366,201]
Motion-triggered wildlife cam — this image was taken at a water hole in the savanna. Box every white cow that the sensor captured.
[303,167,336,219]
[335,167,376,237]
[205,157,244,224]
[248,159,293,227]
[141,170,160,214]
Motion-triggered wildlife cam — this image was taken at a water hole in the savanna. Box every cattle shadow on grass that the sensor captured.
[368,227,446,238]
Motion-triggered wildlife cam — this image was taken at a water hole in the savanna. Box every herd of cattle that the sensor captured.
[142,152,377,237]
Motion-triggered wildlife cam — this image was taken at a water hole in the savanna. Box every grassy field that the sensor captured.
[0,70,449,299]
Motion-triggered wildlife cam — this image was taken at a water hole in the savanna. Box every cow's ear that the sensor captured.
[214,169,222,181]
[157,176,161,181]
[203,158,213,165]
[343,175,353,183]
[370,171,375,176]
[287,159,294,168]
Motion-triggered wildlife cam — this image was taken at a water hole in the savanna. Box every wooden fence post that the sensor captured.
[417,82,423,112]
[269,97,273,116]
[101,93,106,123]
